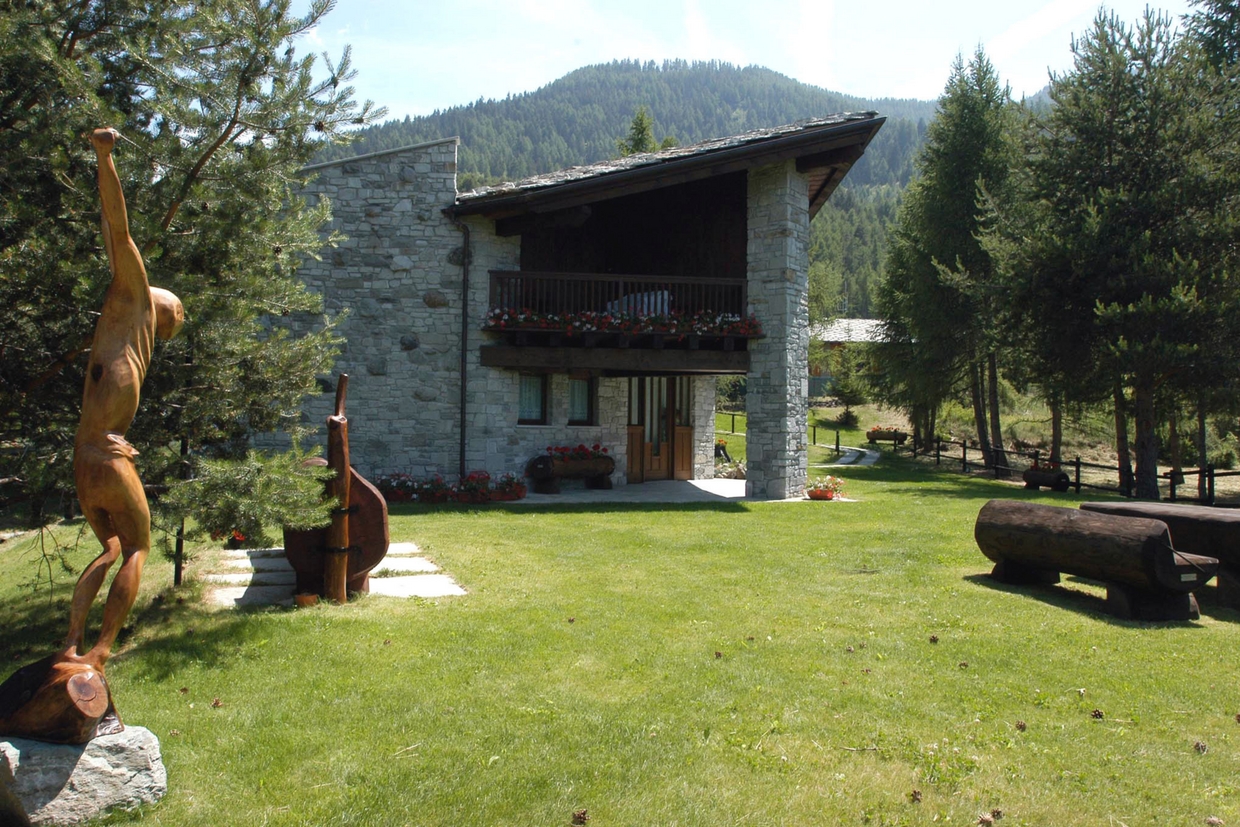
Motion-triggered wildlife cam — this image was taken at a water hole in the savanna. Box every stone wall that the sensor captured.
[292,139,464,478]
[462,215,630,481]
[692,376,717,479]
[744,160,810,500]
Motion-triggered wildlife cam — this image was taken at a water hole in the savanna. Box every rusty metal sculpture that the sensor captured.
[283,375,390,600]
[0,128,183,744]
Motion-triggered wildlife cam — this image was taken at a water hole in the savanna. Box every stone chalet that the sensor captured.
[291,112,884,498]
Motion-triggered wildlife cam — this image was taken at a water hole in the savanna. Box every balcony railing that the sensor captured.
[488,270,747,318]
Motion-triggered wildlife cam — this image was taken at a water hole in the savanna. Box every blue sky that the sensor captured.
[295,0,1195,120]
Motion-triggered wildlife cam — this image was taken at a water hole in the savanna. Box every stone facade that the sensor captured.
[294,139,464,477]
[289,142,717,485]
[287,142,816,494]
[744,160,811,499]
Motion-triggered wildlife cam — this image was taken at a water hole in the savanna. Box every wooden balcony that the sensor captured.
[487,270,747,318]
[481,270,756,375]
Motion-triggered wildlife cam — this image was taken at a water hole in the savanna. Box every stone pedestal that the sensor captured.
[1,726,166,825]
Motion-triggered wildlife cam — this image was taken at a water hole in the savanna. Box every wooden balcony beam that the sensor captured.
[480,345,749,375]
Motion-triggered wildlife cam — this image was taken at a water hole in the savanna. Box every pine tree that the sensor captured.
[0,0,383,545]
[873,50,1017,466]
[1019,9,1240,499]
[616,106,676,156]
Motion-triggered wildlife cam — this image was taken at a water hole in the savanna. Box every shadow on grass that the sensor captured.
[964,572,1213,628]
[387,501,753,516]
[0,578,284,690]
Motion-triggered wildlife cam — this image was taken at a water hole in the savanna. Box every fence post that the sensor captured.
[936,438,942,466]
[1074,456,1081,495]
[1208,463,1216,506]
[835,430,840,454]
[812,425,817,446]
[961,443,968,473]
[731,412,736,434]
[1168,472,1177,502]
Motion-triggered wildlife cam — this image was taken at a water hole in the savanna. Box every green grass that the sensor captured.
[3,457,1239,825]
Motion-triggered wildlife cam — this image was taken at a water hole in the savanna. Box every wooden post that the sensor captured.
[835,430,840,454]
[812,425,817,445]
[1073,457,1081,494]
[324,375,352,604]
[1208,464,1215,505]
[936,438,942,465]
[961,443,968,473]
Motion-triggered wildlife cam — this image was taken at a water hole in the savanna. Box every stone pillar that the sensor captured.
[745,160,809,500]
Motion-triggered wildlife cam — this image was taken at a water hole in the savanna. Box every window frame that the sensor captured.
[517,373,549,425]
[567,376,597,426]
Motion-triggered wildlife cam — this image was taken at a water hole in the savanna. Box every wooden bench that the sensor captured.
[1080,501,1240,610]
[975,499,1218,621]
[524,454,615,495]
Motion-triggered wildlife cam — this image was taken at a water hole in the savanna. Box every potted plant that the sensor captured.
[375,472,417,503]
[806,476,845,500]
[490,472,528,501]
[456,470,492,504]
[414,475,453,504]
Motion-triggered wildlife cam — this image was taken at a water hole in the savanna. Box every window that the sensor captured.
[568,377,596,425]
[518,374,547,424]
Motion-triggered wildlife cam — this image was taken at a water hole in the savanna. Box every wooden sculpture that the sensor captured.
[0,128,183,744]
[283,375,390,600]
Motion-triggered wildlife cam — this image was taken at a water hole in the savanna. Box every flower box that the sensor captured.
[867,429,908,445]
[807,489,835,500]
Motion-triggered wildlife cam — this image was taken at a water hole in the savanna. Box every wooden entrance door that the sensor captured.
[627,377,693,483]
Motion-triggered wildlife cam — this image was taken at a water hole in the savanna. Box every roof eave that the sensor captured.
[449,115,885,219]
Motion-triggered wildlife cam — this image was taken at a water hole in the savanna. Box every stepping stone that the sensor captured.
[371,557,439,575]
[207,584,294,607]
[386,541,421,556]
[222,555,293,573]
[368,575,465,598]
[204,571,295,587]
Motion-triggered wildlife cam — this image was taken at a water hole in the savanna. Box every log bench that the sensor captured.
[975,499,1218,621]
[1080,501,1240,610]
[524,454,615,495]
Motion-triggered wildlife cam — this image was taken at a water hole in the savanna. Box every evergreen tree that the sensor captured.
[1018,9,1240,499]
[0,0,383,545]
[873,50,1017,468]
[616,106,675,156]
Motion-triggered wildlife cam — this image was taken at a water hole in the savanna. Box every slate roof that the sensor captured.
[452,111,882,215]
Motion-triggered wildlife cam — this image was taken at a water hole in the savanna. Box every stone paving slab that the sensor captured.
[367,575,466,598]
[207,584,294,608]
[204,571,296,587]
[222,555,294,572]
[371,557,439,575]
[386,541,422,556]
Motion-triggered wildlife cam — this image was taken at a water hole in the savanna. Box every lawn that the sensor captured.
[2,456,1238,825]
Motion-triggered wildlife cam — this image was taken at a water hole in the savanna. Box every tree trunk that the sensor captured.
[987,351,1008,477]
[1197,393,1209,500]
[1050,393,1063,463]
[1114,383,1134,496]
[1133,377,1160,501]
[1168,405,1182,488]
[970,360,993,468]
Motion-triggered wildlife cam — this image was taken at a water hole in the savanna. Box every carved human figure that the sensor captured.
[64,128,184,668]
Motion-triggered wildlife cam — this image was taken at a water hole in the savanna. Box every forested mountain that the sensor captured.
[320,59,941,318]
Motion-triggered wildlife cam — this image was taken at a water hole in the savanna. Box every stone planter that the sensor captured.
[807,489,836,500]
